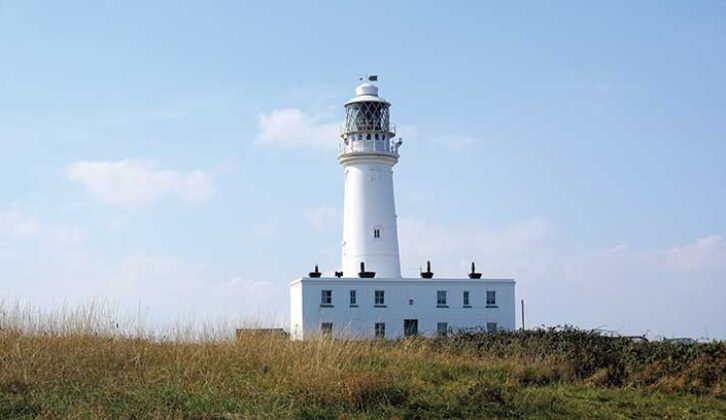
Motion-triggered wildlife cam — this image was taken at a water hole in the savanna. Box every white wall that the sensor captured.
[289,277,515,340]
[289,281,303,340]
[340,154,401,278]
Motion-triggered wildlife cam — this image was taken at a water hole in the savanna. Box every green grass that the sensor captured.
[3,359,724,419]
[1,304,725,418]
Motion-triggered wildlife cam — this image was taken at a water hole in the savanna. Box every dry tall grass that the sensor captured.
[0,301,445,417]
[1,301,725,418]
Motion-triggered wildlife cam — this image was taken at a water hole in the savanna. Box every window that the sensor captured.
[463,291,470,306]
[321,322,333,336]
[375,290,385,306]
[487,322,498,334]
[437,322,448,337]
[408,298,414,305]
[366,133,371,140]
[321,290,332,306]
[375,322,385,338]
[373,228,381,238]
[349,290,357,306]
[437,290,447,306]
[374,134,379,140]
[486,290,496,306]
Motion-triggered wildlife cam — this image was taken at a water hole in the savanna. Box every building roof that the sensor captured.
[344,82,389,106]
[289,276,515,286]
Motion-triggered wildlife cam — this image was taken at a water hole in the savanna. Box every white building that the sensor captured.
[289,77,515,340]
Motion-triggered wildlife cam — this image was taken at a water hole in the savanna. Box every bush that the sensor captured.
[433,326,726,397]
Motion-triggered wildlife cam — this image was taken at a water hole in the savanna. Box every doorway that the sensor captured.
[404,319,418,337]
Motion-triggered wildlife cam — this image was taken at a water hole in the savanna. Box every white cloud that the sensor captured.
[1,235,286,326]
[435,135,475,151]
[256,108,340,150]
[251,221,276,239]
[53,225,84,247]
[0,209,42,237]
[66,160,214,207]
[304,206,340,231]
[399,216,726,339]
[2,202,724,338]
[111,254,204,295]
[106,254,287,325]
[660,235,724,272]
[398,216,553,277]
[0,207,287,327]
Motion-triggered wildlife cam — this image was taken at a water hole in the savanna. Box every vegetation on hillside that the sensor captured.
[1,303,725,419]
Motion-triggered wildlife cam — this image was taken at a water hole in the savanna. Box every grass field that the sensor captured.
[1,303,725,419]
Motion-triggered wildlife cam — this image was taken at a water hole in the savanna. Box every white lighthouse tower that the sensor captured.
[289,76,515,340]
[339,77,402,278]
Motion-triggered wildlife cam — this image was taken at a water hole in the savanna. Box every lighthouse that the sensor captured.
[289,76,515,340]
[339,77,402,278]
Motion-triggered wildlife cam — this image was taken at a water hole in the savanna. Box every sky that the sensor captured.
[1,1,725,338]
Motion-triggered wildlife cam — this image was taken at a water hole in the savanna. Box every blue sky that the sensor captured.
[1,1,725,338]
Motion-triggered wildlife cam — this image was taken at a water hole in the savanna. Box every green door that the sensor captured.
[404,319,418,337]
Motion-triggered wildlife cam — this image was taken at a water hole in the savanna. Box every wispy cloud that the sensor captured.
[66,160,214,208]
[1,203,724,337]
[661,235,724,272]
[398,216,553,277]
[434,135,475,151]
[251,221,276,239]
[304,206,340,231]
[398,216,726,338]
[0,208,84,250]
[0,213,287,324]
[0,209,42,237]
[109,254,286,323]
[256,108,340,150]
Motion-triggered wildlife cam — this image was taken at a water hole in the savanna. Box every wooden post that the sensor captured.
[521,299,525,331]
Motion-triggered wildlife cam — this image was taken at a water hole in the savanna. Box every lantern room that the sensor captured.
[339,76,400,155]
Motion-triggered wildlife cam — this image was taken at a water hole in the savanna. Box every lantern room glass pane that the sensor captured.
[345,102,390,133]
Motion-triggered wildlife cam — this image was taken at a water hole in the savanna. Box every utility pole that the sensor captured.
[521,299,525,331]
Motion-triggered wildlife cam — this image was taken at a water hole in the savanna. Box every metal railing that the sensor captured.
[340,124,396,137]
[338,138,401,155]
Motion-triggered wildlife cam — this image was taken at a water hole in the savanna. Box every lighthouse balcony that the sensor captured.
[340,123,396,138]
[338,137,401,156]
